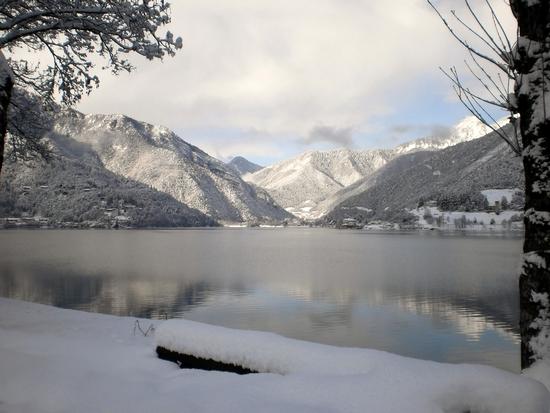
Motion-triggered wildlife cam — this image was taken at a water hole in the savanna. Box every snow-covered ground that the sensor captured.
[410,206,524,231]
[481,188,520,205]
[0,298,548,413]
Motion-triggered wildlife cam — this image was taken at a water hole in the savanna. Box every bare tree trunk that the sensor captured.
[510,0,550,369]
[0,52,13,176]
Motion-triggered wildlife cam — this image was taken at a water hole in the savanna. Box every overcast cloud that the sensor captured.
[67,0,516,163]
[390,123,452,139]
[304,125,354,146]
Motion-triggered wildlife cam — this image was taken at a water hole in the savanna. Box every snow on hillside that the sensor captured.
[394,116,503,155]
[249,117,507,220]
[1,298,548,413]
[324,126,523,224]
[53,111,290,223]
[310,151,434,220]
[411,205,523,231]
[482,188,520,206]
[244,148,392,218]
[0,139,216,228]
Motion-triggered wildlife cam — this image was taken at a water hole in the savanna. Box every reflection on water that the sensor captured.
[0,228,522,371]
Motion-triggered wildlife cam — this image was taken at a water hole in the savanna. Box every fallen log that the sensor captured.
[156,346,258,374]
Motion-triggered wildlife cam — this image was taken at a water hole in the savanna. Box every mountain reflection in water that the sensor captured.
[0,228,522,371]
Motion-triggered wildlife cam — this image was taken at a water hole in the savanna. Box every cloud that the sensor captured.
[428,124,452,138]
[303,125,354,146]
[74,0,475,133]
[200,140,285,163]
[390,123,452,139]
[8,0,516,162]
[179,127,287,162]
[390,125,416,135]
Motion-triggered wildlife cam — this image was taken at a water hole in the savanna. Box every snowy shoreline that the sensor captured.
[0,224,526,235]
[0,298,548,412]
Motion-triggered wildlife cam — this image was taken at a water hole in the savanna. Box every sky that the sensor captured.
[74,0,517,166]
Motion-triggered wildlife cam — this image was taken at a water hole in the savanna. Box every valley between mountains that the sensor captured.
[0,111,521,229]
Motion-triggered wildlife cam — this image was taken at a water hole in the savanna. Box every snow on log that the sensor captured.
[156,346,258,374]
[156,319,550,413]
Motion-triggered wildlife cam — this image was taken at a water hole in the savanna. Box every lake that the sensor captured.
[0,228,523,372]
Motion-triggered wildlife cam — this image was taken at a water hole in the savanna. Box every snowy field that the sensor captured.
[410,206,524,230]
[0,298,549,413]
[481,189,519,205]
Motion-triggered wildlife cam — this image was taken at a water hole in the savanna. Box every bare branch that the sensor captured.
[450,6,505,63]
[486,0,514,61]
[427,0,511,76]
[440,66,507,109]
[463,0,508,62]
[429,0,522,156]
[466,51,509,102]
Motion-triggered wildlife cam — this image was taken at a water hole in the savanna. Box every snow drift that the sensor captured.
[0,298,547,413]
[156,319,549,413]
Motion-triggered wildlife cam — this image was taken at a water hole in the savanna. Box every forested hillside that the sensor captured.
[0,133,216,228]
[324,126,523,224]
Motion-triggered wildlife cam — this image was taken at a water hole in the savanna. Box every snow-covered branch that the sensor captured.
[0,0,182,105]
[0,0,182,171]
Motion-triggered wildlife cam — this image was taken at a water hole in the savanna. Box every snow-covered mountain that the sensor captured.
[324,124,522,224]
[0,133,217,228]
[245,116,505,219]
[227,156,263,176]
[309,152,434,219]
[244,148,393,218]
[394,116,497,155]
[53,110,291,223]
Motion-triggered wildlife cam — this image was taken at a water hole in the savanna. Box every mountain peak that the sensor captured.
[53,111,290,223]
[245,116,510,219]
[227,156,263,176]
[393,116,500,155]
[244,148,393,218]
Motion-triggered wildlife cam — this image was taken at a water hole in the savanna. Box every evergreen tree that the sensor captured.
[501,196,510,210]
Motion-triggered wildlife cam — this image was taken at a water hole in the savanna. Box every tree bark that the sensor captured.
[510,0,550,369]
[0,52,13,176]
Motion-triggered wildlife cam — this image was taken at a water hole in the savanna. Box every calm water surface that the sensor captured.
[0,228,522,371]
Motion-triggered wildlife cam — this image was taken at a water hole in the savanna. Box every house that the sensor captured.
[342,218,360,228]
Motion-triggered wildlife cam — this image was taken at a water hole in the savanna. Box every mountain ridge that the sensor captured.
[246,116,499,219]
[0,131,217,228]
[53,110,292,223]
[228,156,263,176]
[323,124,522,224]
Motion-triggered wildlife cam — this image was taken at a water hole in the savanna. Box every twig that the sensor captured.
[133,320,155,337]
